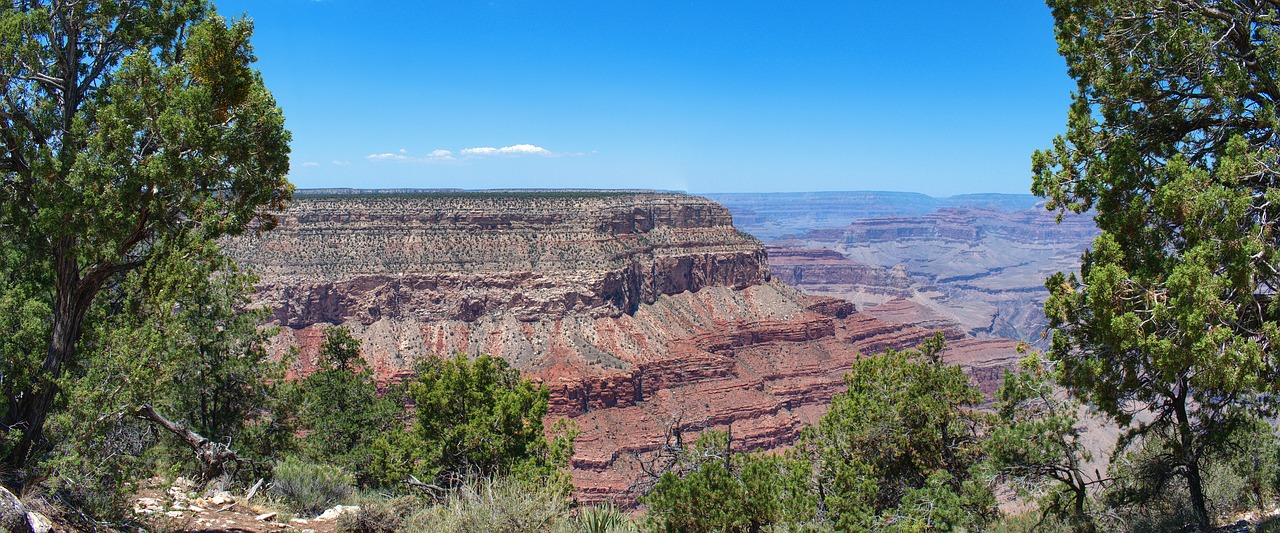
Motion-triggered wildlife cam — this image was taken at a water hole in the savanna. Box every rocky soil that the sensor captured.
[226,191,1024,503]
[131,477,347,533]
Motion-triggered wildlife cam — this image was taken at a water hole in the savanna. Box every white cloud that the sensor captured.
[366,152,412,162]
[365,144,565,163]
[332,160,351,166]
[501,144,552,155]
[460,146,499,156]
[461,144,553,157]
[366,150,456,163]
[299,161,320,167]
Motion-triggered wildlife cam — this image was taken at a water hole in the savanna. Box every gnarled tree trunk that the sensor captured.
[135,404,240,481]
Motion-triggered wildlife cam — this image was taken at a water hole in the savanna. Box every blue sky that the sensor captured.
[214,1,1074,196]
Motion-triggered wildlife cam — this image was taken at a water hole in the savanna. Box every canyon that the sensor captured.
[225,190,1026,502]
[710,192,1098,346]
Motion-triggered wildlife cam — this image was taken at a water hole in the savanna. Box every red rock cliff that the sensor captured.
[225,191,1020,503]
[224,192,770,327]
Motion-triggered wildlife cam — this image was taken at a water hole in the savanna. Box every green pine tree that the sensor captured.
[1033,1,1280,526]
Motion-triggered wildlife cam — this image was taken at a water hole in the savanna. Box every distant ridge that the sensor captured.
[295,188,686,197]
[702,191,1045,240]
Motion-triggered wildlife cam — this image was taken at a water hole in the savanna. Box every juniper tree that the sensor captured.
[801,334,996,531]
[1034,0,1280,526]
[0,1,291,466]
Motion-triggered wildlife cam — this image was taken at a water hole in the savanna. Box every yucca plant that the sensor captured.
[575,503,637,533]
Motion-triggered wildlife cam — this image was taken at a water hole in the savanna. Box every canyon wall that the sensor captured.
[225,191,1022,502]
[710,193,1098,347]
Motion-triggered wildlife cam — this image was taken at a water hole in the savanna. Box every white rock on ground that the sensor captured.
[167,477,196,500]
[26,511,52,533]
[133,497,162,515]
[316,505,359,521]
[209,491,234,505]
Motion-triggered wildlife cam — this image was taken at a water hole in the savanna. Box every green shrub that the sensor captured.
[410,352,572,484]
[402,476,571,533]
[336,495,418,533]
[983,511,1075,533]
[297,327,404,488]
[270,458,355,516]
[644,431,817,533]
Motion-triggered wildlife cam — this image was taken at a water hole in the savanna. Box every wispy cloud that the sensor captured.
[366,152,413,162]
[299,161,320,167]
[460,144,553,157]
[365,144,571,163]
[366,149,414,162]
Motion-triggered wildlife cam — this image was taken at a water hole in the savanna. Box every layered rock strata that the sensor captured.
[781,206,1096,345]
[224,192,769,326]
[767,247,913,299]
[226,191,1021,502]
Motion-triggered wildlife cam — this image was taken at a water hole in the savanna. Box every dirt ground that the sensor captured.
[132,479,342,533]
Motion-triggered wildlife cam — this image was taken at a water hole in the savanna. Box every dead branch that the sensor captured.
[133,403,239,481]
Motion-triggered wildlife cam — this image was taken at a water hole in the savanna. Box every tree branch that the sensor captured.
[134,403,239,480]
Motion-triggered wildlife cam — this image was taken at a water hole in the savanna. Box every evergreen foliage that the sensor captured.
[42,234,286,519]
[409,352,576,486]
[291,336,576,492]
[644,430,818,532]
[0,0,292,470]
[988,353,1096,531]
[802,333,995,531]
[645,335,1003,532]
[297,326,402,487]
[1032,0,1280,526]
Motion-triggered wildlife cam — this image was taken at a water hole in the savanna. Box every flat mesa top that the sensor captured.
[294,188,685,200]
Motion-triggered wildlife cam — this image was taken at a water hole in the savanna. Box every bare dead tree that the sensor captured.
[133,404,239,481]
[628,409,724,498]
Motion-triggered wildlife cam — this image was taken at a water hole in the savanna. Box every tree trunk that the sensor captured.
[1069,481,1095,533]
[5,242,94,467]
[135,404,240,481]
[1174,381,1210,530]
[1185,457,1209,530]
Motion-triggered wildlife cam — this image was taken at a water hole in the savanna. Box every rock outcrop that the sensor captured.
[226,190,1022,502]
[225,191,769,328]
[767,246,913,298]
[778,206,1097,345]
[705,191,1047,240]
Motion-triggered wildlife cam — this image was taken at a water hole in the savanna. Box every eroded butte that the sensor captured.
[225,190,1021,502]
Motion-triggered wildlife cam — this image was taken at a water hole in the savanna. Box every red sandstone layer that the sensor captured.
[228,192,1022,503]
